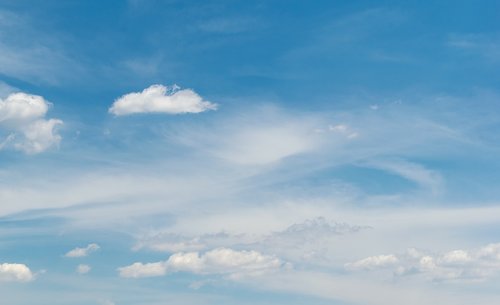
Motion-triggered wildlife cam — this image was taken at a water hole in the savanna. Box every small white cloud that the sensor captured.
[76,264,91,274]
[345,254,399,271]
[0,92,63,154]
[109,84,217,116]
[118,261,167,278]
[65,243,100,258]
[0,263,34,282]
[328,124,358,139]
[118,248,285,279]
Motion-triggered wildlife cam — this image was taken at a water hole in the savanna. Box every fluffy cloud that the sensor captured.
[0,263,34,282]
[109,84,217,116]
[0,92,62,154]
[76,264,91,274]
[119,247,285,279]
[64,243,100,258]
[345,242,500,281]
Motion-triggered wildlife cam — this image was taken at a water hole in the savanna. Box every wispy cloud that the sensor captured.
[0,10,82,85]
[448,33,500,62]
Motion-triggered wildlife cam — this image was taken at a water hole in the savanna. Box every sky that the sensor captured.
[1,1,500,304]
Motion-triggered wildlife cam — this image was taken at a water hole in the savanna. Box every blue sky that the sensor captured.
[1,1,500,304]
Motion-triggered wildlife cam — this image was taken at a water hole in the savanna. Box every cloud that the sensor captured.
[76,264,91,274]
[133,217,370,266]
[0,92,63,154]
[345,242,500,281]
[0,263,34,282]
[118,247,285,279]
[109,84,217,116]
[361,159,444,194]
[173,106,322,165]
[64,243,100,258]
[345,254,399,271]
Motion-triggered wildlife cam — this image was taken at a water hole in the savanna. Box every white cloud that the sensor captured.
[133,217,370,266]
[76,264,91,274]
[345,254,399,271]
[0,92,62,154]
[65,243,100,258]
[328,124,358,139]
[346,242,500,281]
[109,84,217,116]
[118,247,285,279]
[118,261,167,278]
[0,263,34,282]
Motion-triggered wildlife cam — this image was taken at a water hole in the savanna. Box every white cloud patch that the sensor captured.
[346,242,500,281]
[328,124,358,139]
[0,263,34,282]
[64,243,100,258]
[0,92,63,154]
[345,254,399,271]
[109,84,217,116]
[118,247,286,279]
[76,264,91,274]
